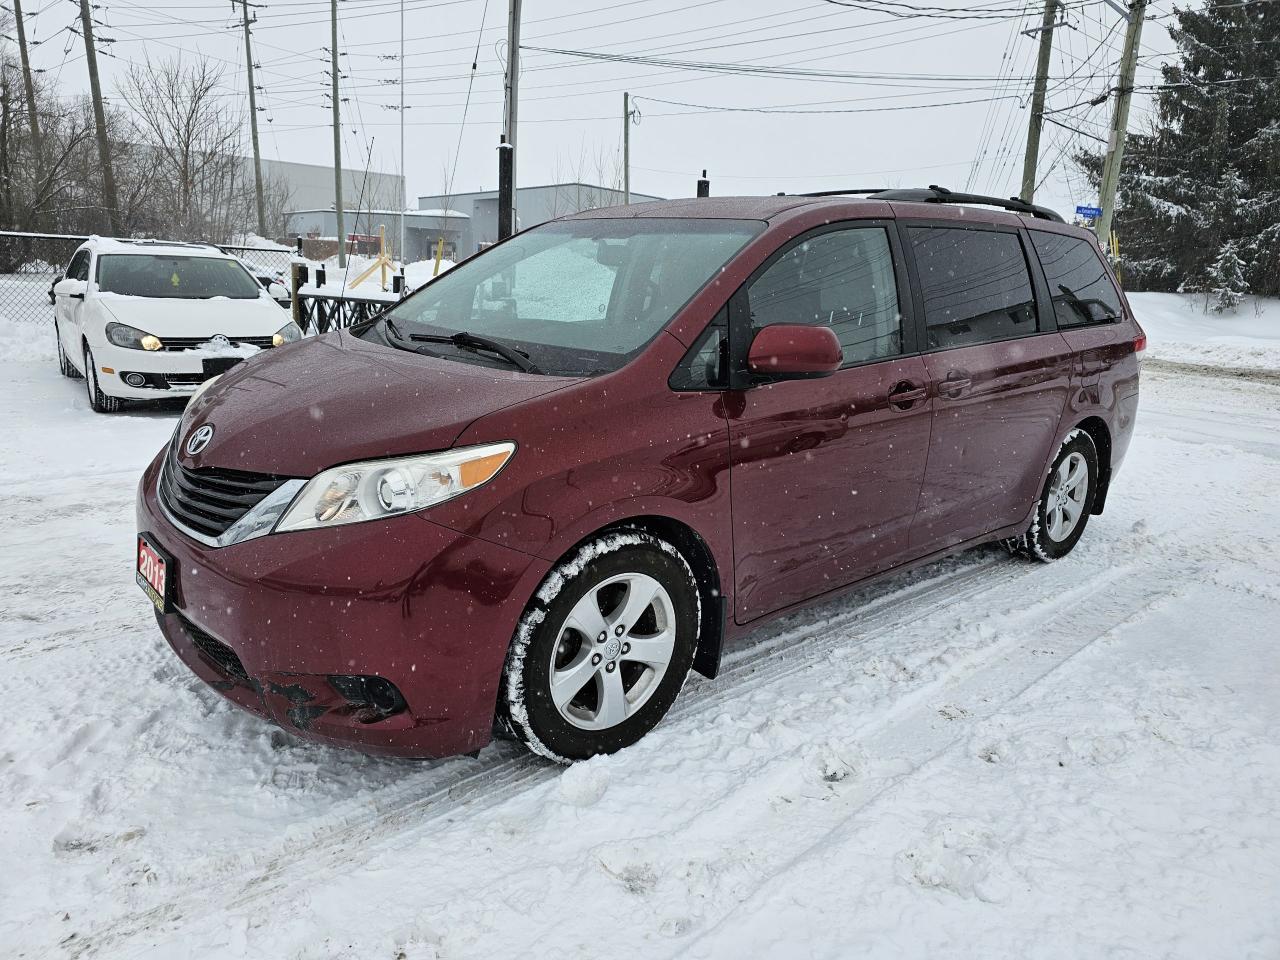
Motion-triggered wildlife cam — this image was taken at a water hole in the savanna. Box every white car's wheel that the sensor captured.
[83,345,122,414]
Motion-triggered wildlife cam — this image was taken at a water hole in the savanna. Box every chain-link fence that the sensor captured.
[218,243,294,280]
[0,231,297,327]
[0,232,88,327]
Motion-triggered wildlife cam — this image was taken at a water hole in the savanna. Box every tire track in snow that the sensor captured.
[67,552,1025,957]
[672,564,1194,958]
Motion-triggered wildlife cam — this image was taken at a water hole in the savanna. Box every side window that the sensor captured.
[669,306,729,390]
[1030,231,1124,328]
[67,251,90,281]
[747,227,902,367]
[909,227,1038,349]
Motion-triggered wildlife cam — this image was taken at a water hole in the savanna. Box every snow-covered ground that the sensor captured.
[1130,292,1280,372]
[2,301,1279,959]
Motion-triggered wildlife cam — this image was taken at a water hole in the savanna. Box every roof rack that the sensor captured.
[787,184,1064,223]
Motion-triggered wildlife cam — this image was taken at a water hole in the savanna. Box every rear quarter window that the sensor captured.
[1029,231,1124,328]
[908,226,1039,349]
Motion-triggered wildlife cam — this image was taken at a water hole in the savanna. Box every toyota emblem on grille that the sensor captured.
[185,424,215,456]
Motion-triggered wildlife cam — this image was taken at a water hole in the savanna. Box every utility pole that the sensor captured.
[238,0,267,238]
[399,0,406,260]
[498,0,521,240]
[330,0,346,267]
[623,92,631,204]
[1096,0,1148,252]
[1019,0,1059,203]
[13,0,41,155]
[78,0,121,235]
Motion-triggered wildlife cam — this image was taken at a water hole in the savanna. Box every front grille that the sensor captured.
[159,442,289,539]
[161,336,275,352]
[182,616,250,684]
[163,373,210,386]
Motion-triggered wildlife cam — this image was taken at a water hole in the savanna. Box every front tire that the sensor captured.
[83,345,121,413]
[1007,431,1099,561]
[500,532,701,763]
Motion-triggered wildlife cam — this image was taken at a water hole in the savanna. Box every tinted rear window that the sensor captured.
[1030,231,1124,327]
[909,227,1038,349]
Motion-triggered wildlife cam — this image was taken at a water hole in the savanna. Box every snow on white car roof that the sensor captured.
[79,236,235,259]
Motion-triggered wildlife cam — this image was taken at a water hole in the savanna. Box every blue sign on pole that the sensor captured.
[1076,205,1103,218]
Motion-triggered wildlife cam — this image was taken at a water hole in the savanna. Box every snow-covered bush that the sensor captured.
[1207,241,1249,313]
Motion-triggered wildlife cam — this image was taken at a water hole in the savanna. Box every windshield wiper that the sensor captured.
[383,315,406,342]
[409,331,542,374]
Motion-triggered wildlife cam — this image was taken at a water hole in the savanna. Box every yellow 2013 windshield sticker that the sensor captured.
[171,272,181,288]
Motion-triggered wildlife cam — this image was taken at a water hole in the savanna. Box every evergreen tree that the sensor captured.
[1207,239,1249,312]
[1075,0,1280,295]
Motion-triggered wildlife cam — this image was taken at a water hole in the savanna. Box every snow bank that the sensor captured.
[1129,292,1280,371]
[0,309,55,361]
[296,254,455,302]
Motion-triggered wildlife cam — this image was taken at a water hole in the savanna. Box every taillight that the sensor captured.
[1133,332,1147,353]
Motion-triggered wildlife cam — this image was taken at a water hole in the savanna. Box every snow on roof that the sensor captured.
[286,208,469,220]
[79,236,233,258]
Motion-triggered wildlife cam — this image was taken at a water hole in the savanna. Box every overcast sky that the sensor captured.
[18,0,1178,222]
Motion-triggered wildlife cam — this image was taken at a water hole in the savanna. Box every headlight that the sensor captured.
[272,322,302,347]
[106,322,163,351]
[188,374,221,404]
[274,442,515,533]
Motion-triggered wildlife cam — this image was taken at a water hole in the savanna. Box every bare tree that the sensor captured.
[118,56,248,240]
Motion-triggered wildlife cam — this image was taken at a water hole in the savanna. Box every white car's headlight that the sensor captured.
[106,321,163,351]
[274,442,515,533]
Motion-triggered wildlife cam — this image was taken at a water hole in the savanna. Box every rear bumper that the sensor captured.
[138,450,546,758]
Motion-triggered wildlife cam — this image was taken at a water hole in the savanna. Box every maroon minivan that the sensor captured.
[136,188,1142,762]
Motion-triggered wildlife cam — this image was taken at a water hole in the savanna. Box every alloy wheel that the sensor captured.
[1045,451,1089,542]
[547,572,676,731]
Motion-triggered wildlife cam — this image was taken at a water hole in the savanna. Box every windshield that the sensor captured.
[96,254,262,300]
[371,217,761,376]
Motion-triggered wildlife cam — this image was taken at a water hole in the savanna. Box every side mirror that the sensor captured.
[53,278,87,301]
[747,324,842,380]
[267,281,289,300]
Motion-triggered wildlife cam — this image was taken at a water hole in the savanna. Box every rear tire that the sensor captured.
[83,345,121,414]
[500,532,701,763]
[56,325,81,378]
[1007,430,1098,562]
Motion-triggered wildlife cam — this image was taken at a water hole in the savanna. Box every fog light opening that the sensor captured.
[327,674,408,721]
[122,372,147,388]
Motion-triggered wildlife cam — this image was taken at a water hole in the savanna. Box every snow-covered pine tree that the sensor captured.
[1073,0,1280,296]
[1207,240,1249,313]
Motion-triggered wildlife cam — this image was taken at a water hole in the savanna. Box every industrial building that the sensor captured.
[415,183,664,255]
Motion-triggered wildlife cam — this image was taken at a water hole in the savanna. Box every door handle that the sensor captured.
[887,380,927,410]
[940,372,972,398]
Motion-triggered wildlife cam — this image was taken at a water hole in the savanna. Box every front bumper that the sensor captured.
[138,450,546,758]
[95,340,264,399]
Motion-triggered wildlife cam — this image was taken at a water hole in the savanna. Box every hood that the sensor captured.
[98,294,286,337]
[177,329,581,476]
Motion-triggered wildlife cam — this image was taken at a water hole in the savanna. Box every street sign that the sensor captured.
[1076,205,1103,218]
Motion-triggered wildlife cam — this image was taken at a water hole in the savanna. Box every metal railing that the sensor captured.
[294,292,392,334]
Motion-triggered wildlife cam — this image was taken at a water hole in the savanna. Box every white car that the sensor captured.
[52,238,301,413]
